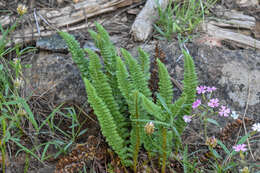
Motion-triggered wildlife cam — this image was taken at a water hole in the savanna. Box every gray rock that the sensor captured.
[131,41,260,121]
[36,33,99,53]
[36,34,69,53]
[22,52,87,105]
[23,40,260,121]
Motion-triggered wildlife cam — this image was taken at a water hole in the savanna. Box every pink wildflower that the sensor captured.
[207,86,217,92]
[218,105,230,117]
[192,99,201,109]
[208,98,219,108]
[233,144,247,152]
[183,115,192,123]
[196,86,207,94]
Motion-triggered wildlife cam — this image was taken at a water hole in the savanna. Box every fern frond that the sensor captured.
[181,50,198,114]
[116,56,134,103]
[138,47,150,81]
[86,48,128,139]
[157,59,173,107]
[88,29,100,47]
[170,95,187,122]
[89,23,117,75]
[178,49,198,134]
[59,31,89,78]
[95,22,110,43]
[84,78,132,166]
[121,48,152,98]
[140,93,164,121]
[88,24,119,101]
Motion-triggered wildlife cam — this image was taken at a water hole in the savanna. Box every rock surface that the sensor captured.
[22,52,87,105]
[23,40,260,121]
[21,39,260,162]
[131,41,260,122]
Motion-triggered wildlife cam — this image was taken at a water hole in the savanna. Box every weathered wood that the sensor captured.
[0,0,141,46]
[202,23,260,49]
[8,23,89,47]
[131,0,170,41]
[212,10,256,29]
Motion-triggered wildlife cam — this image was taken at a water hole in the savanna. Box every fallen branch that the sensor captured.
[0,0,141,46]
[212,10,256,30]
[202,23,260,49]
[131,0,170,42]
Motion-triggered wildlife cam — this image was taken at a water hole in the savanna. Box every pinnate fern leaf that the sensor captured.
[140,93,165,121]
[178,50,198,134]
[138,47,150,81]
[58,31,89,78]
[121,48,151,98]
[116,56,134,103]
[157,59,173,107]
[84,78,131,166]
[86,48,128,139]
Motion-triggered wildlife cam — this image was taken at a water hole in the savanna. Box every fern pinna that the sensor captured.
[58,31,89,78]
[61,23,198,172]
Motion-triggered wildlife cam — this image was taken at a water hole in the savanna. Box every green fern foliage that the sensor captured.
[121,48,151,98]
[86,48,128,139]
[170,95,187,123]
[140,93,164,121]
[115,56,134,104]
[58,31,89,78]
[138,47,150,81]
[177,49,198,133]
[61,23,198,170]
[88,23,118,92]
[83,78,132,166]
[157,59,173,107]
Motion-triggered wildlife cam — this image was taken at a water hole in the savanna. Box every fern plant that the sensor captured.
[139,54,197,172]
[61,23,198,172]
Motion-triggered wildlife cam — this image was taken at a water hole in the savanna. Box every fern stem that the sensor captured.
[133,91,140,173]
[161,127,167,173]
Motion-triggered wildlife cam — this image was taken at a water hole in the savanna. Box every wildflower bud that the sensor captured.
[205,136,217,148]
[144,122,154,135]
[14,78,23,89]
[13,58,19,65]
[17,108,27,116]
[17,4,28,16]
[241,167,249,173]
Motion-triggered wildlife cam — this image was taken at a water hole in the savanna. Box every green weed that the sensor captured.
[154,0,217,40]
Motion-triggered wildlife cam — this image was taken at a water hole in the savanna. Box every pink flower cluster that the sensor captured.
[233,144,247,152]
[196,85,217,94]
[192,99,201,109]
[218,105,230,117]
[183,115,192,123]
[208,98,219,108]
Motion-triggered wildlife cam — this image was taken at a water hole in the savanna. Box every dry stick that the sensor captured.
[153,69,183,91]
[170,76,183,91]
[74,104,99,125]
[242,75,255,161]
[33,8,41,35]
[225,75,255,165]
[111,0,145,19]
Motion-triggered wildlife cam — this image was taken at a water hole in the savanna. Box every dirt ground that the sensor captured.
[0,0,260,172]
